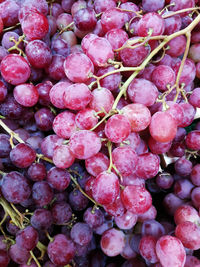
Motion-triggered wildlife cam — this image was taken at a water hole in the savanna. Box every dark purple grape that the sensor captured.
[70,222,93,246]
[10,143,36,168]
[0,134,11,158]
[83,207,104,228]
[34,107,55,131]
[27,163,47,182]
[16,226,38,251]
[32,181,53,207]
[1,171,31,204]
[9,244,29,265]
[69,189,89,211]
[47,167,70,191]
[51,201,72,225]
[47,234,76,266]
[31,208,53,230]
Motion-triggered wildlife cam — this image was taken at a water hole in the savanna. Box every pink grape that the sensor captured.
[121,185,152,214]
[100,228,125,257]
[156,235,186,267]
[105,114,131,143]
[69,130,101,159]
[92,171,120,205]
[149,111,177,143]
[64,52,94,83]
[14,84,39,107]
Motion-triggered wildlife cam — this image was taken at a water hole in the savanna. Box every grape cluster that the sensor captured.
[0,0,199,266]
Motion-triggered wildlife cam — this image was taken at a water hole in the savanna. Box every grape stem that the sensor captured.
[173,31,191,102]
[162,7,200,18]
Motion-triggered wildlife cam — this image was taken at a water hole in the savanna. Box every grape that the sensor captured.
[14,84,39,107]
[70,222,93,246]
[142,0,165,12]
[31,208,53,231]
[21,11,49,41]
[25,40,52,69]
[151,65,175,92]
[53,145,75,169]
[0,134,11,158]
[48,3,63,18]
[184,255,200,267]
[64,52,94,83]
[149,111,177,143]
[185,130,200,150]
[74,8,97,31]
[173,58,196,86]
[52,111,76,139]
[34,107,55,131]
[121,185,152,214]
[169,0,195,17]
[20,260,37,267]
[101,8,127,33]
[122,103,151,132]
[100,228,125,257]
[189,87,200,107]
[174,156,192,176]
[47,167,70,191]
[83,207,104,228]
[191,187,200,209]
[9,244,30,265]
[179,102,196,127]
[114,211,137,230]
[69,130,101,159]
[160,101,184,126]
[139,235,158,263]
[163,193,185,216]
[156,235,186,267]
[51,201,72,225]
[104,196,125,217]
[45,54,66,80]
[32,181,53,207]
[136,153,160,179]
[47,234,76,266]
[127,78,158,106]
[94,0,116,13]
[69,189,89,211]
[16,226,38,251]
[1,171,31,204]
[166,35,186,57]
[120,37,150,67]
[89,87,114,117]
[0,54,31,85]
[92,171,120,205]
[63,83,92,110]
[174,205,200,225]
[75,108,98,130]
[148,137,172,154]
[137,12,165,37]
[175,221,200,250]
[138,205,157,222]
[156,172,174,189]
[141,220,165,239]
[190,164,200,186]
[112,146,138,176]
[105,114,131,143]
[97,66,121,91]
[106,30,129,55]
[0,0,19,27]
[36,81,52,106]
[51,36,70,57]
[86,37,114,67]
[85,152,109,177]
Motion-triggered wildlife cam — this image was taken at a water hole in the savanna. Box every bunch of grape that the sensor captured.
[0,0,200,266]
